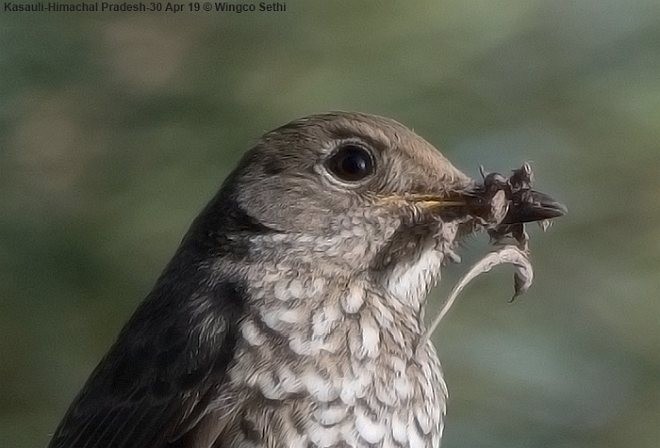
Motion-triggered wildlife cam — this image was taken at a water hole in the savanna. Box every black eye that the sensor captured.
[326,144,375,182]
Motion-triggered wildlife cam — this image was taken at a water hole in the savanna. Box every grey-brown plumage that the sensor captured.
[48,112,565,448]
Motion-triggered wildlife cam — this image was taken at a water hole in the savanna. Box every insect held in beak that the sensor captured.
[422,162,567,347]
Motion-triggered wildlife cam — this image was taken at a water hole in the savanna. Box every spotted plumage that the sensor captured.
[48,112,564,448]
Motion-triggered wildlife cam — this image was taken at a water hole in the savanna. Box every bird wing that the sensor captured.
[48,275,247,448]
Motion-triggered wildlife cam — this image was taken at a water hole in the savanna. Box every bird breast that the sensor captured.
[225,254,448,447]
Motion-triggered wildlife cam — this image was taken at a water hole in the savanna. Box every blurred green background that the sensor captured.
[1,1,659,447]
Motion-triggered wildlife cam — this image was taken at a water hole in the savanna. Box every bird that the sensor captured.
[48,112,566,448]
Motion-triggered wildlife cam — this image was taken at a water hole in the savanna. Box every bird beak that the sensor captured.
[377,194,466,209]
[376,187,566,226]
[409,196,466,208]
[501,190,568,224]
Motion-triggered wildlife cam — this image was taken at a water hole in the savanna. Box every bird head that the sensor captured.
[194,112,564,307]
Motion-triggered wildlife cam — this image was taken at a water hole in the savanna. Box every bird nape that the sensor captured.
[48,112,565,448]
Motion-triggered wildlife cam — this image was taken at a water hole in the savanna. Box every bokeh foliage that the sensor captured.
[1,1,659,447]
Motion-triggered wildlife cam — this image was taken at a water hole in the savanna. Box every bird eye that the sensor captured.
[325,144,375,182]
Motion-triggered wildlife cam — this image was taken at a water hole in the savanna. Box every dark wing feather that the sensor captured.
[48,250,247,448]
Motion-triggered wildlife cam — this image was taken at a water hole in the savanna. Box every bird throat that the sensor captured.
[223,228,454,447]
